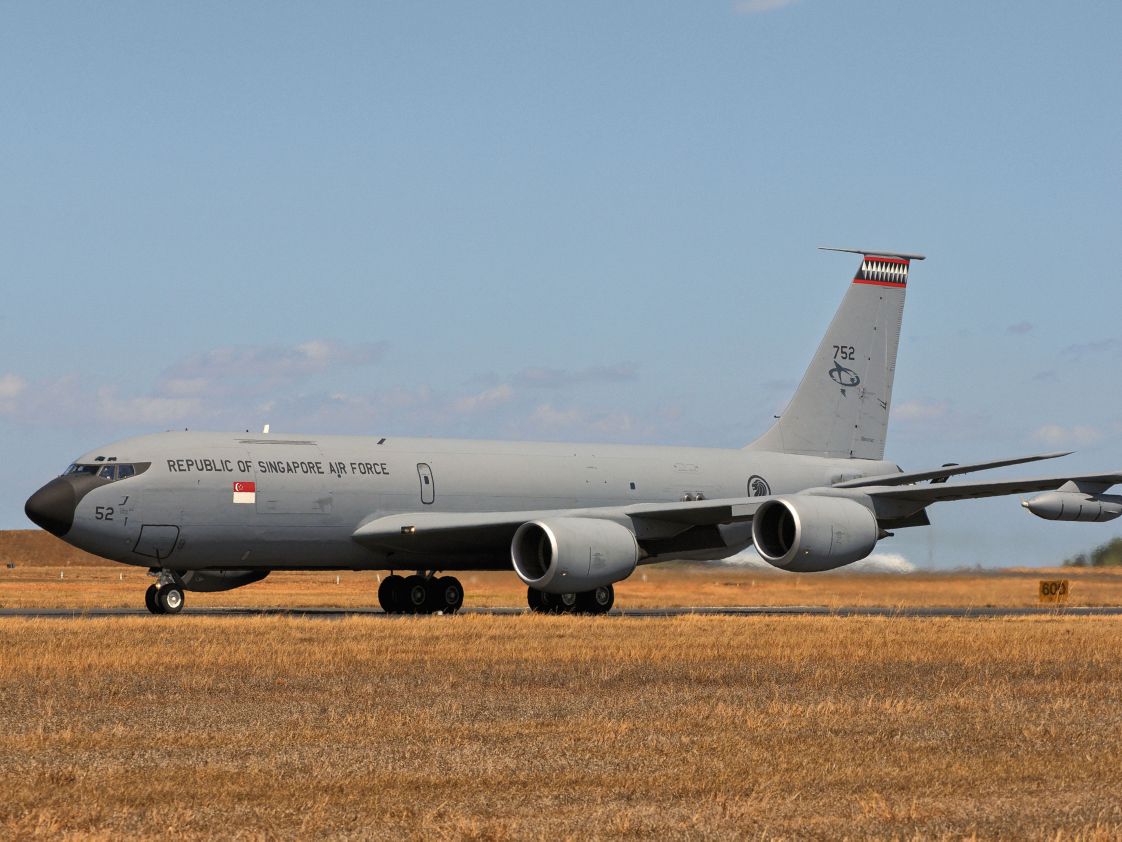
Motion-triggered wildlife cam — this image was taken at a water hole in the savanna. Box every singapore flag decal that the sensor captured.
[232,481,256,504]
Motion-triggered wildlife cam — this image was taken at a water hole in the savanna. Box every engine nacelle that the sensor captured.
[511,517,639,594]
[751,495,878,572]
[176,569,270,592]
[1022,492,1122,523]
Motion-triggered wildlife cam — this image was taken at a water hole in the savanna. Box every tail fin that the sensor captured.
[746,247,925,460]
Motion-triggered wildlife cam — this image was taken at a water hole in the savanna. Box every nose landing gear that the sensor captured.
[144,570,185,615]
[378,572,464,615]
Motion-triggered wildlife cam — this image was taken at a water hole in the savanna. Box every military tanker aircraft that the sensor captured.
[25,248,1122,615]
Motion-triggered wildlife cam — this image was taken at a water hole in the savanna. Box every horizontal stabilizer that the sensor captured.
[834,452,1073,489]
[818,246,927,261]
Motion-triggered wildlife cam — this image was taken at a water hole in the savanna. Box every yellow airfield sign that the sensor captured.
[1039,580,1070,603]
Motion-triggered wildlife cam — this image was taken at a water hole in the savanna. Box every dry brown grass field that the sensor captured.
[4,530,1122,838]
[3,615,1122,839]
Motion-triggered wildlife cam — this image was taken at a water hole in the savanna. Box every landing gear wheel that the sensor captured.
[532,591,573,614]
[556,592,578,614]
[379,575,404,613]
[157,584,184,614]
[527,587,545,613]
[538,591,560,613]
[576,584,614,615]
[432,576,464,614]
[144,584,163,615]
[402,574,429,614]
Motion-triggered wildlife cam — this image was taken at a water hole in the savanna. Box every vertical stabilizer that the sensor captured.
[746,248,924,460]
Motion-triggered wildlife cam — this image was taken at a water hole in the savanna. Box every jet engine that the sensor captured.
[1022,492,1122,523]
[511,517,639,594]
[176,569,270,592]
[751,495,878,572]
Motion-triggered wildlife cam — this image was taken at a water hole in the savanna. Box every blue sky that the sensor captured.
[2,1,1120,567]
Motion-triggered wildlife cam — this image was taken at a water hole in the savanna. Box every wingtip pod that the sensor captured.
[1023,480,1122,522]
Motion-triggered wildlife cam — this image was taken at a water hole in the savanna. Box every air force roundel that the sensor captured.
[747,475,771,497]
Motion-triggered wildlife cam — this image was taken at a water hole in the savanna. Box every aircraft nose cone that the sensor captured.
[25,478,77,537]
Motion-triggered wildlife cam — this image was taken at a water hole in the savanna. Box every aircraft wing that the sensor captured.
[351,497,766,555]
[864,471,1122,504]
[352,469,1122,557]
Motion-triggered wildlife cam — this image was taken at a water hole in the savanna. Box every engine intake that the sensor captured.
[752,495,878,572]
[512,517,639,594]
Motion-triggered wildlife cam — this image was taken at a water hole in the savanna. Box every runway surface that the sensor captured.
[2,605,1121,619]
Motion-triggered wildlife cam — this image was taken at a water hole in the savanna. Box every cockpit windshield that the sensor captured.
[63,462,147,481]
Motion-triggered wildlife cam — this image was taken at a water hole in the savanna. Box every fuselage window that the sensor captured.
[117,464,135,479]
[98,465,117,480]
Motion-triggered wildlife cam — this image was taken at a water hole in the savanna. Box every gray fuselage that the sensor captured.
[42,431,896,572]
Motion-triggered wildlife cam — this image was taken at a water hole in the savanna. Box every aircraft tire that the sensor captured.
[537,590,559,613]
[527,587,545,613]
[556,592,579,614]
[534,591,570,614]
[378,575,404,613]
[433,576,463,614]
[157,584,184,615]
[402,575,430,614]
[144,584,163,615]
[576,584,614,615]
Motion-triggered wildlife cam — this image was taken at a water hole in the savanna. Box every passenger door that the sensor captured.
[417,463,435,505]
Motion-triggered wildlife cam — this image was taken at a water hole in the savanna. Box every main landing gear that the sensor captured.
[527,584,614,615]
[378,573,464,615]
[144,570,185,615]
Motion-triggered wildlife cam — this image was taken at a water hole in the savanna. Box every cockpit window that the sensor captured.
[64,462,148,480]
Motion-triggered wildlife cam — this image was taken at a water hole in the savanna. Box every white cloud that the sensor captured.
[513,363,637,389]
[452,384,514,414]
[530,403,583,428]
[95,389,203,425]
[160,377,210,397]
[893,399,948,422]
[1062,338,1122,360]
[734,0,799,13]
[163,339,387,387]
[0,373,27,402]
[295,339,333,364]
[1032,423,1103,447]
[717,546,916,573]
[528,403,637,435]
[847,552,917,573]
